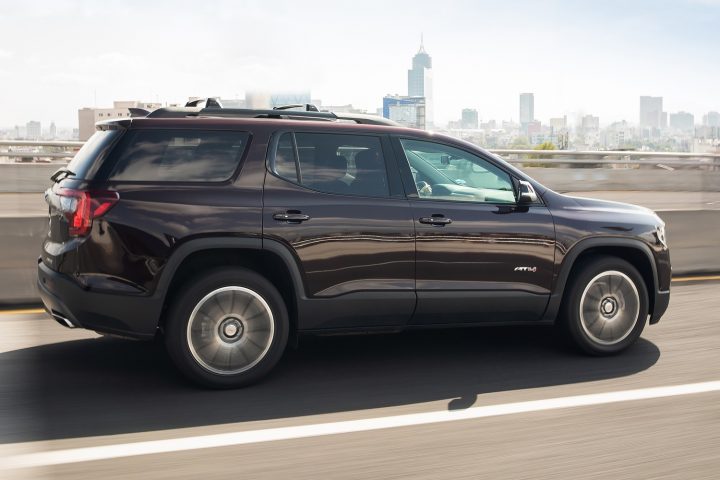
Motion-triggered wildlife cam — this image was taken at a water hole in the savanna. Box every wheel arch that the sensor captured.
[153,237,306,341]
[543,237,659,323]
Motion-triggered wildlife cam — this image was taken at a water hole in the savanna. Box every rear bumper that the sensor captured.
[650,289,670,325]
[37,260,160,339]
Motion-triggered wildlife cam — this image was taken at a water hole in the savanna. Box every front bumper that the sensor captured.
[37,260,161,339]
[650,289,670,325]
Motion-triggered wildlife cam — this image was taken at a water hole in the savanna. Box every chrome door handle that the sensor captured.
[419,215,452,225]
[273,212,310,223]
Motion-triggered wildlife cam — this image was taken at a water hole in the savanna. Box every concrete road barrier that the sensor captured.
[0,164,60,193]
[524,168,720,193]
[0,217,47,304]
[0,210,717,305]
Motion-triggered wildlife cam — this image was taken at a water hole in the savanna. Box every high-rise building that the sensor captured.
[78,101,161,140]
[703,111,720,127]
[549,116,567,130]
[26,121,41,140]
[581,115,600,132]
[639,96,664,128]
[407,36,433,127]
[49,121,57,139]
[382,95,426,129]
[519,93,534,125]
[243,91,312,110]
[461,109,479,129]
[669,111,694,132]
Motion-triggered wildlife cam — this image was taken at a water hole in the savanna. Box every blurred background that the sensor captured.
[0,1,718,479]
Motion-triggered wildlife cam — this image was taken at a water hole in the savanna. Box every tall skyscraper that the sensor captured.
[519,93,534,125]
[669,111,694,132]
[703,111,720,127]
[25,120,41,140]
[407,35,433,127]
[461,108,479,129]
[639,96,664,128]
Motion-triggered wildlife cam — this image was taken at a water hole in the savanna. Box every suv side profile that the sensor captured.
[38,105,671,388]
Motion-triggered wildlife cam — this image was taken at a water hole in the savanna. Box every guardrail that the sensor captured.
[1,141,719,193]
[0,140,84,161]
[492,149,720,169]
[2,140,719,162]
[491,148,720,159]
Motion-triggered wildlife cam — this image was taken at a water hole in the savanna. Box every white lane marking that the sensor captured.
[5,380,720,470]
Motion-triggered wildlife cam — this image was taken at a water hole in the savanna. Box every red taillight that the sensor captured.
[55,188,119,237]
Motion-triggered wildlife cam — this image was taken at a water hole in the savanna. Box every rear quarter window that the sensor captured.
[66,130,122,180]
[106,129,249,182]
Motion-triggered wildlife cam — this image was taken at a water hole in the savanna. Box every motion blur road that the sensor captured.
[1,281,718,479]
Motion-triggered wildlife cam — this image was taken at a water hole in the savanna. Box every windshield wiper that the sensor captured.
[50,167,76,183]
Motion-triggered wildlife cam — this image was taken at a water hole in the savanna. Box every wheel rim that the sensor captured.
[186,286,275,375]
[579,270,640,346]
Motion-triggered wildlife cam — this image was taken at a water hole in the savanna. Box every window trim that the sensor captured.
[390,135,545,207]
[266,130,400,200]
[98,128,252,186]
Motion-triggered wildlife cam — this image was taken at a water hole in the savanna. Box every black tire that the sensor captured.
[164,267,289,388]
[559,256,649,356]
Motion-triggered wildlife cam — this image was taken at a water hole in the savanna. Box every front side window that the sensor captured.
[108,130,248,182]
[399,139,516,204]
[272,132,390,198]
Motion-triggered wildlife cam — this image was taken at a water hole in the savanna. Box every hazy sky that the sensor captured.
[1,0,718,128]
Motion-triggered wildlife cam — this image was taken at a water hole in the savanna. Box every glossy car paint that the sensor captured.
[38,116,671,339]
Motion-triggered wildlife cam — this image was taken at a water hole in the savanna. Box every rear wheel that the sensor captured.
[165,267,289,388]
[560,256,649,355]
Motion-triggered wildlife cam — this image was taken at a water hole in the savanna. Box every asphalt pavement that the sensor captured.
[0,281,718,479]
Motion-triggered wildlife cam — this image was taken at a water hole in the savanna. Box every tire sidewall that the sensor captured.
[165,267,289,388]
[563,257,649,355]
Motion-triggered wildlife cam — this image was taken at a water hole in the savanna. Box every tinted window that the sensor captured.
[272,132,389,197]
[400,139,515,204]
[67,129,121,179]
[275,133,298,183]
[108,130,248,182]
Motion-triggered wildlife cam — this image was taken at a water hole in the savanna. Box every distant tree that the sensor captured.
[534,141,557,151]
[527,141,557,164]
[509,136,531,148]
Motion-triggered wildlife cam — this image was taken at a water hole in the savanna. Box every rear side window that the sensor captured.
[272,132,390,198]
[107,130,248,182]
[67,130,122,179]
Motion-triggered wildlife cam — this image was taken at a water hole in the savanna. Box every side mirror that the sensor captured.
[517,180,538,204]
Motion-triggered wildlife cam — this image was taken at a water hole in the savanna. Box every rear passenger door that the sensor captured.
[262,131,416,330]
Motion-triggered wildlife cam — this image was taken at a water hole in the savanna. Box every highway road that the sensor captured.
[0,280,718,479]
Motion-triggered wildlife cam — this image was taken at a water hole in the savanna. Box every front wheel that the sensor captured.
[164,267,289,388]
[560,256,649,355]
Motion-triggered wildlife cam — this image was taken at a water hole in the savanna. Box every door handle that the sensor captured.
[419,215,452,226]
[273,212,310,223]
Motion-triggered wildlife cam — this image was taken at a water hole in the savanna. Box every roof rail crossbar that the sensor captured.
[273,104,320,112]
[143,107,400,126]
[147,107,338,120]
[128,107,151,118]
[185,97,223,108]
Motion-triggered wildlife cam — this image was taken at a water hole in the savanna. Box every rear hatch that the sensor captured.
[42,126,124,271]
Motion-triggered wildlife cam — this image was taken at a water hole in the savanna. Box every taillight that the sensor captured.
[55,187,119,237]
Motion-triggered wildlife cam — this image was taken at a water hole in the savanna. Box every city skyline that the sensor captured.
[1,0,719,128]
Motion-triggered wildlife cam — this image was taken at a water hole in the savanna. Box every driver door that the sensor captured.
[392,137,556,325]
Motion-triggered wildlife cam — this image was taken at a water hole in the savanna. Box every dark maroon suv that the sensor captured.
[38,105,671,388]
